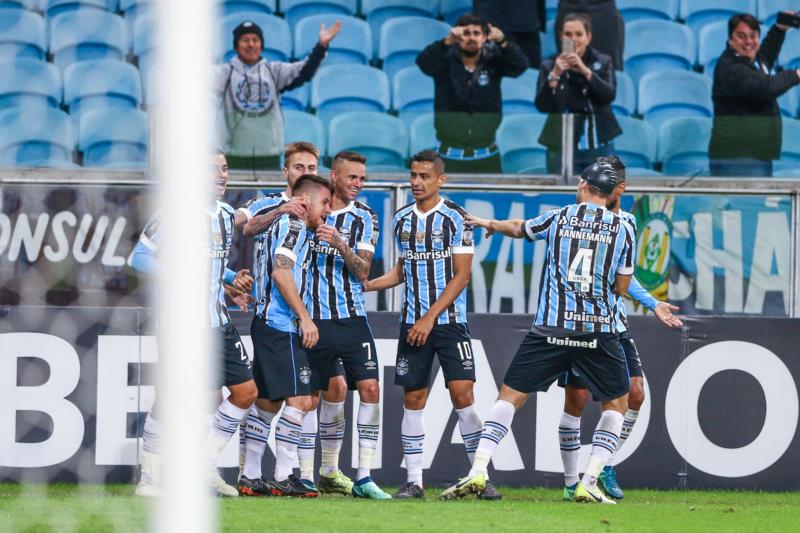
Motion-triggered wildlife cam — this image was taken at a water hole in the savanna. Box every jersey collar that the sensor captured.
[281,192,290,202]
[413,197,444,219]
[329,201,354,217]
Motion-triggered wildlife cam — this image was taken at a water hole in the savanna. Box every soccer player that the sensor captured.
[365,150,500,500]
[558,156,683,501]
[245,174,332,497]
[440,161,635,504]
[132,150,258,498]
[304,151,390,499]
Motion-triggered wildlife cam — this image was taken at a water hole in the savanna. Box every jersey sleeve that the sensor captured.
[451,212,475,255]
[273,216,307,263]
[616,221,636,276]
[627,276,659,311]
[522,208,559,241]
[356,208,380,253]
[238,194,282,222]
[138,213,161,251]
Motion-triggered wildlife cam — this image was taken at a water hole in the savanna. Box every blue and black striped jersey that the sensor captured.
[254,213,312,333]
[239,192,289,294]
[524,202,635,333]
[310,201,379,320]
[393,198,474,325]
[614,210,660,333]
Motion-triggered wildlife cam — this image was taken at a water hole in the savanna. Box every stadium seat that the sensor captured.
[541,19,556,60]
[440,0,470,26]
[0,106,76,166]
[409,112,436,154]
[219,0,276,15]
[772,167,800,177]
[78,107,148,168]
[627,167,664,177]
[639,70,712,129]
[545,0,556,22]
[496,114,548,174]
[680,0,756,41]
[0,58,61,109]
[281,83,310,110]
[614,116,657,169]
[362,0,438,53]
[283,109,325,149]
[392,66,434,127]
[779,87,798,118]
[657,116,712,176]
[775,118,800,171]
[327,111,408,167]
[295,14,371,65]
[779,31,800,69]
[218,13,290,63]
[49,10,129,71]
[379,16,450,82]
[46,0,110,18]
[501,68,539,114]
[624,20,695,86]
[0,7,46,60]
[311,64,390,125]
[120,1,155,29]
[616,0,677,22]
[758,0,794,27]
[698,20,727,76]
[0,1,40,8]
[612,70,635,117]
[64,59,142,124]
[281,0,356,31]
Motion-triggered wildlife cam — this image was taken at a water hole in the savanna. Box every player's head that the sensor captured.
[595,155,627,211]
[293,174,333,230]
[576,161,619,204]
[283,142,319,191]
[410,150,446,203]
[455,13,489,57]
[233,20,264,65]
[331,150,367,204]
[212,148,228,199]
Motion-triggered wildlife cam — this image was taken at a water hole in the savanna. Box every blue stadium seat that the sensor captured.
[657,116,712,176]
[681,0,756,41]
[46,0,110,18]
[639,70,712,129]
[0,7,46,60]
[0,1,40,8]
[779,31,800,69]
[496,114,548,174]
[218,13,291,62]
[379,16,450,82]
[758,0,794,27]
[327,111,408,166]
[775,118,800,171]
[624,20,695,86]
[614,116,657,169]
[0,106,76,166]
[627,167,664,177]
[219,0,276,15]
[440,0,470,26]
[698,20,727,76]
[312,65,390,124]
[617,0,677,22]
[49,10,129,71]
[281,0,356,31]
[64,59,142,124]
[501,68,539,114]
[281,83,310,110]
[545,0,557,22]
[409,112,436,154]
[612,70,635,116]
[120,1,155,32]
[295,14,370,65]
[542,19,556,60]
[779,87,798,118]
[283,109,325,149]
[362,0,438,53]
[0,58,61,109]
[78,107,148,168]
[133,13,154,85]
[392,66,433,127]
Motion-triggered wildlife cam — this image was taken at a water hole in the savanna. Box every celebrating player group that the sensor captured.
[131,142,682,504]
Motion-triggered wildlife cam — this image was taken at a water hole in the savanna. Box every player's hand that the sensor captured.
[488,24,505,43]
[362,279,372,292]
[300,316,319,349]
[319,21,342,47]
[280,197,308,219]
[224,285,254,311]
[232,269,253,292]
[465,213,494,237]
[654,302,683,328]
[316,224,341,249]
[407,316,434,347]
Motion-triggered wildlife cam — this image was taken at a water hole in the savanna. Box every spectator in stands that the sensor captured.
[709,13,800,177]
[473,0,546,68]
[556,0,624,71]
[416,13,528,173]
[214,19,341,170]
[536,13,620,174]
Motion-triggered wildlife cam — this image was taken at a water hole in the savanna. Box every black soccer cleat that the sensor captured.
[269,474,319,497]
[237,476,272,497]
[477,479,503,501]
[392,482,425,499]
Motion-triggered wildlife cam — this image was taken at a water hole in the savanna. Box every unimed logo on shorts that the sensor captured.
[546,337,598,349]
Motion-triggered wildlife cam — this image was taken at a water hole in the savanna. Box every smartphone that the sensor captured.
[777,11,800,29]
[563,38,576,54]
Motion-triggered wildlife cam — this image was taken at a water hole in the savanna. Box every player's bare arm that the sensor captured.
[364,259,403,292]
[272,253,319,349]
[233,210,248,229]
[407,253,472,347]
[242,198,308,237]
[466,214,526,239]
[316,224,374,281]
[614,273,632,296]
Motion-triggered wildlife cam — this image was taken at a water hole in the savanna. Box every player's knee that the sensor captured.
[358,380,380,403]
[230,382,258,408]
[290,396,314,413]
[628,380,645,410]
[451,390,474,409]
[403,389,428,410]
[564,387,589,416]
[308,393,321,411]
[327,377,348,401]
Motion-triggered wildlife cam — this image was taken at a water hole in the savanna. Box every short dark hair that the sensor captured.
[455,13,489,35]
[728,13,760,38]
[293,174,334,195]
[332,150,367,168]
[596,155,626,182]
[562,12,592,34]
[411,150,446,175]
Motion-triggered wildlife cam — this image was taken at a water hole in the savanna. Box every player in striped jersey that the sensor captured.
[366,151,500,500]
[441,161,635,504]
[131,150,258,498]
[558,156,683,502]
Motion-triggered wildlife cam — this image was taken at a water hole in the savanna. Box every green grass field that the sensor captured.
[1,484,799,532]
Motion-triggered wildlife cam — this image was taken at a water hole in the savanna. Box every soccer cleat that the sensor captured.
[574,482,616,505]
[270,475,319,497]
[237,475,272,497]
[439,473,486,500]
[598,465,624,500]
[392,482,425,499]
[134,481,160,498]
[210,471,239,498]
[562,483,577,501]
[351,478,391,500]
[477,479,502,501]
[318,469,354,495]
[300,479,318,493]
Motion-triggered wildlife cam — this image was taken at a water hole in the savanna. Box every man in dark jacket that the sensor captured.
[474,0,546,68]
[536,13,620,174]
[709,13,800,177]
[416,13,529,173]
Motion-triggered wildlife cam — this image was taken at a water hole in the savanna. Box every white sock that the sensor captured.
[455,404,483,465]
[401,407,424,487]
[469,400,515,477]
[356,402,380,481]
[140,413,161,484]
[274,405,304,482]
[559,412,581,487]
[298,408,318,481]
[208,399,249,466]
[242,406,275,480]
[319,399,345,476]
[581,410,624,489]
[609,409,639,462]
